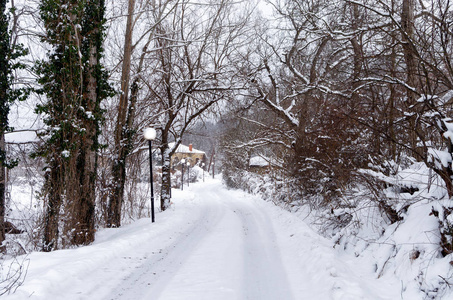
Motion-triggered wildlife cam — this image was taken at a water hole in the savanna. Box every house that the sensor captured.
[169,142,207,168]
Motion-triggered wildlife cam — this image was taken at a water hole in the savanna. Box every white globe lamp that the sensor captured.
[144,127,157,140]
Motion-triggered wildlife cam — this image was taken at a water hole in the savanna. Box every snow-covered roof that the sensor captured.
[169,142,205,154]
[249,156,269,167]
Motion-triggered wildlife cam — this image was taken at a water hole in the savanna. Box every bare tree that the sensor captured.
[142,0,250,210]
[239,0,374,206]
[106,0,176,227]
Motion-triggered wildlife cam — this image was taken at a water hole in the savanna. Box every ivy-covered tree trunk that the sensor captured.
[0,0,8,252]
[42,156,63,252]
[160,145,172,211]
[0,135,5,252]
[37,0,83,251]
[71,0,109,246]
[37,0,110,250]
[159,125,178,211]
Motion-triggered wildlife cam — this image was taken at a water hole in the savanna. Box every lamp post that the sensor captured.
[144,127,156,223]
[187,161,191,187]
[181,158,185,190]
[212,155,215,179]
[201,162,205,182]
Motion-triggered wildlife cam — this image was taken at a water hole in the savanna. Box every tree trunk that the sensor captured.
[0,135,5,252]
[107,0,135,227]
[42,157,63,252]
[37,0,109,249]
[387,0,398,160]
[72,141,97,245]
[388,43,397,159]
[401,0,419,151]
[160,147,172,211]
[71,0,107,245]
[107,77,139,227]
[0,0,8,253]
[108,162,126,227]
[401,0,417,97]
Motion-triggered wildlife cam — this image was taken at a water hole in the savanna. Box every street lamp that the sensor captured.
[144,127,156,223]
[181,158,186,190]
[187,161,191,187]
[201,162,205,182]
[212,154,215,179]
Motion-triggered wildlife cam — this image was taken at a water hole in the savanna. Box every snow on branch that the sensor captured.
[228,138,292,150]
[260,94,300,128]
[427,148,452,170]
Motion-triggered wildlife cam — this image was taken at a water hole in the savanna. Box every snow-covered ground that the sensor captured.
[3,178,402,300]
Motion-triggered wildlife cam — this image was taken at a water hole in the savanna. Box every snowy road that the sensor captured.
[4,179,400,300]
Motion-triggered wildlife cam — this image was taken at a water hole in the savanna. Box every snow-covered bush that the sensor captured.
[223,156,453,298]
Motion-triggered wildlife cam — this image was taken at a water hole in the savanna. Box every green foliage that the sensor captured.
[0,0,28,168]
[36,0,113,249]
[35,0,113,159]
[80,0,114,149]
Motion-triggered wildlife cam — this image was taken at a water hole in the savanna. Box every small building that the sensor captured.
[249,155,270,174]
[249,155,283,176]
[169,142,207,168]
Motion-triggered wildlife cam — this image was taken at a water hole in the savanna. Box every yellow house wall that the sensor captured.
[171,152,206,167]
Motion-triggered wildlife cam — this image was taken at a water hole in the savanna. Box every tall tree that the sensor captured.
[73,0,111,245]
[106,0,136,228]
[0,0,10,253]
[36,0,110,251]
[107,0,175,228]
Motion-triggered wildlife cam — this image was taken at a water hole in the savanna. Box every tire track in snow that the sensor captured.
[147,184,295,300]
[224,196,295,300]
[147,184,249,300]
[105,199,226,300]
